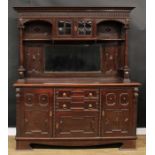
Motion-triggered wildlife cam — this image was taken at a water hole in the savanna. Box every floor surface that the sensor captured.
[8,136,146,155]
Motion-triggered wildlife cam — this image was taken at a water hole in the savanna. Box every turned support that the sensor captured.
[123,23,130,82]
[18,19,25,79]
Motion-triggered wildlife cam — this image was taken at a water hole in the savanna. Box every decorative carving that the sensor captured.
[106,93,117,106]
[25,47,43,75]
[103,42,119,73]
[24,110,50,137]
[55,114,98,137]
[24,94,34,107]
[39,94,49,106]
[120,93,129,106]
[18,66,26,79]
[103,109,129,136]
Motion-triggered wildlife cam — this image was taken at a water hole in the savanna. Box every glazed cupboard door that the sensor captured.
[101,88,136,137]
[19,88,53,137]
[76,19,94,37]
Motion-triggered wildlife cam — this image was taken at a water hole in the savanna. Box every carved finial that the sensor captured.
[18,66,25,79]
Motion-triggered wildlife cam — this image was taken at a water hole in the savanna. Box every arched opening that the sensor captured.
[24,20,52,40]
[97,20,124,39]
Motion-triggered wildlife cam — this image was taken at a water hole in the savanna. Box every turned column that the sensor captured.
[123,23,130,82]
[18,19,25,79]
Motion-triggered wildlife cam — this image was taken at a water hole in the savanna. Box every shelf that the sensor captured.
[23,38,52,41]
[97,38,125,41]
[22,38,125,42]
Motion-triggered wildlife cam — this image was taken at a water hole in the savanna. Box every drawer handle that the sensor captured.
[88,104,93,108]
[62,104,67,108]
[88,92,93,97]
[62,92,67,97]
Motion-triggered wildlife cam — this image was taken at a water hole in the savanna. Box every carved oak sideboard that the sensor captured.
[13,7,141,150]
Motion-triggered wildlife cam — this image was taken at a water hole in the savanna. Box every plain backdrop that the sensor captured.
[8,0,146,127]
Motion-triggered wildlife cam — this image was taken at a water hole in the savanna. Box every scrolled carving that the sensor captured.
[106,93,116,106]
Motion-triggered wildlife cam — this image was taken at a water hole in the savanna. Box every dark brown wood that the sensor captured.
[13,6,140,150]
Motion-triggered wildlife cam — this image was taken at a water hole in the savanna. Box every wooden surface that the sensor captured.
[9,136,146,155]
[14,6,140,150]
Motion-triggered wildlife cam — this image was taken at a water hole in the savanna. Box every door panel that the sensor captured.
[21,88,53,137]
[55,111,99,137]
[101,88,134,137]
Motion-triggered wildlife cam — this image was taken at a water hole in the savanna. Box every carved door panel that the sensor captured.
[21,88,53,137]
[101,88,134,137]
[55,111,99,137]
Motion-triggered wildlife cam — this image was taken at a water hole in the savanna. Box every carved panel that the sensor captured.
[106,93,117,106]
[102,42,119,73]
[55,112,99,137]
[24,93,34,107]
[119,93,129,106]
[23,110,50,137]
[25,46,43,76]
[102,109,130,136]
[21,88,53,137]
[39,94,49,107]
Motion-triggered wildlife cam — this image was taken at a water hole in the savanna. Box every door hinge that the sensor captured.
[49,111,52,117]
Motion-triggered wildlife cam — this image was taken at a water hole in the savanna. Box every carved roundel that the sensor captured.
[120,93,129,106]
[24,93,34,107]
[106,93,116,106]
[39,94,49,106]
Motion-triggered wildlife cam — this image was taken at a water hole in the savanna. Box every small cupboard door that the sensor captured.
[101,88,135,137]
[20,88,53,137]
[55,111,99,137]
[75,19,94,37]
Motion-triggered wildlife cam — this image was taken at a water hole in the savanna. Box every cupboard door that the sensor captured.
[101,88,134,137]
[76,19,94,37]
[56,19,73,37]
[21,88,53,137]
[55,111,99,137]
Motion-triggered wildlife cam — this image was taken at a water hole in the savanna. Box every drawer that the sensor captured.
[56,100,99,111]
[55,88,99,99]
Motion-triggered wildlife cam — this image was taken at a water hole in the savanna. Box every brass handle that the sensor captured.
[89,92,93,97]
[62,92,67,97]
[88,104,93,108]
[62,104,67,108]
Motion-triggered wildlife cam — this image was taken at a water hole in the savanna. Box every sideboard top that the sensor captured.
[14,6,135,13]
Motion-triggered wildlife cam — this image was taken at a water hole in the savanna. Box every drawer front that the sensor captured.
[55,88,99,111]
[55,111,99,137]
[56,100,99,111]
[55,88,99,99]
